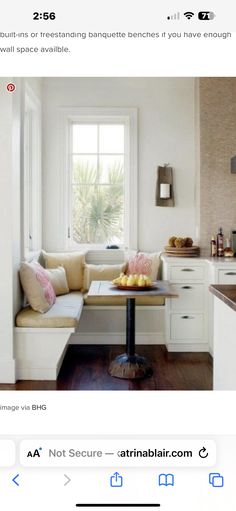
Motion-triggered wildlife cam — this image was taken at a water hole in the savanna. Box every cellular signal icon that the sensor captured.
[184,11,194,19]
[167,12,180,20]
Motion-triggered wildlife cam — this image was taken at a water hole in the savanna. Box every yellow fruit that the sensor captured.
[121,275,128,286]
[138,277,145,287]
[127,275,135,286]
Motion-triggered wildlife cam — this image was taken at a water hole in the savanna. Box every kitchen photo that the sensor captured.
[0,76,236,391]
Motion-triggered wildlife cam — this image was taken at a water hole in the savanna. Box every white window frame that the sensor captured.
[23,84,42,257]
[59,107,138,251]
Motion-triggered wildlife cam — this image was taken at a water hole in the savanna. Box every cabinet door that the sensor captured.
[170,313,204,342]
[218,269,236,284]
[170,284,204,311]
[170,265,204,281]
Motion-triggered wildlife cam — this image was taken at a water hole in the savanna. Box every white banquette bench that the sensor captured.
[14,250,163,381]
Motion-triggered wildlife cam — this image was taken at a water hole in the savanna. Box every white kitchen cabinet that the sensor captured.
[207,259,236,284]
[162,255,236,353]
[170,313,205,342]
[170,283,204,312]
[212,294,236,390]
[218,269,236,284]
[169,265,204,282]
[162,256,208,352]
[206,259,236,355]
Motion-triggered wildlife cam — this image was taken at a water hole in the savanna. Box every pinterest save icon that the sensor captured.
[7,83,16,92]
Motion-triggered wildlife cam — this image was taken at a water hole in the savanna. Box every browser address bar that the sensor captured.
[20,439,216,467]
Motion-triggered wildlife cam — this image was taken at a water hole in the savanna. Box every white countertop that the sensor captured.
[161,254,236,265]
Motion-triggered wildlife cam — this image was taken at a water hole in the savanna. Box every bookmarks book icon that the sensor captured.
[158,473,175,486]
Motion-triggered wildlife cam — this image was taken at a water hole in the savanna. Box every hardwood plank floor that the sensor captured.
[0,345,213,391]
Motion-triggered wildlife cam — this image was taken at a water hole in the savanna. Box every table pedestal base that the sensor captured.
[108,353,152,380]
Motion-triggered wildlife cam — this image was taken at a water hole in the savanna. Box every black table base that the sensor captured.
[108,298,152,379]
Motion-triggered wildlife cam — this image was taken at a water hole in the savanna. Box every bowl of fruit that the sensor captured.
[164,236,200,257]
[112,273,156,290]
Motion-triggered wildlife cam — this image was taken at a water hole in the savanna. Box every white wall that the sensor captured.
[12,78,43,312]
[0,78,16,382]
[0,77,42,383]
[42,78,196,252]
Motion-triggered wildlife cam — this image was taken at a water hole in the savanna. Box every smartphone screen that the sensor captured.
[0,1,235,509]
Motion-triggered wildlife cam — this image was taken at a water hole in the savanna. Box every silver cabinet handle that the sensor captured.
[181,286,192,289]
[181,268,194,271]
[224,272,236,275]
[181,315,194,319]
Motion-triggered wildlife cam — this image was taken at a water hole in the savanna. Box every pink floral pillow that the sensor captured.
[35,265,56,305]
[127,253,152,276]
[19,261,56,313]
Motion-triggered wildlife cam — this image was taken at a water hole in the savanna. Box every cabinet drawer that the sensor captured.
[170,313,204,342]
[218,269,236,284]
[170,284,204,311]
[170,265,204,281]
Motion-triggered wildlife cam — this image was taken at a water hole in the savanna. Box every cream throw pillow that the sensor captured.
[83,263,127,292]
[19,261,56,313]
[43,251,85,291]
[45,267,69,296]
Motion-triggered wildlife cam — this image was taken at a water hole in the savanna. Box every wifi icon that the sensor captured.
[184,11,194,19]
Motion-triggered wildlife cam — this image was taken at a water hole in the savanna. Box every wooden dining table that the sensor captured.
[87,280,178,379]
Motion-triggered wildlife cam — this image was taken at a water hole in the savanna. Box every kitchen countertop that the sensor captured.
[209,284,236,312]
[161,254,236,264]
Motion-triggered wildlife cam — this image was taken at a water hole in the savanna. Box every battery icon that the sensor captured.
[198,11,215,20]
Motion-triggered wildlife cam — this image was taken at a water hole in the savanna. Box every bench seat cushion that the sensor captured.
[16,292,84,328]
[84,294,165,306]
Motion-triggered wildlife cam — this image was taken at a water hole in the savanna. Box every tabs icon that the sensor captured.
[209,473,224,487]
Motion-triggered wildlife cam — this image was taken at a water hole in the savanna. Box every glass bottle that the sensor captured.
[224,238,234,258]
[210,236,217,257]
[217,227,224,257]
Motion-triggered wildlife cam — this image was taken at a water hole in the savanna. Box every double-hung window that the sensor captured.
[63,108,137,250]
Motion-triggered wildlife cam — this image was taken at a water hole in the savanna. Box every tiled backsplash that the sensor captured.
[199,78,236,255]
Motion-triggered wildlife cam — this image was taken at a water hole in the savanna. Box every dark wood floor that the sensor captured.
[0,345,213,391]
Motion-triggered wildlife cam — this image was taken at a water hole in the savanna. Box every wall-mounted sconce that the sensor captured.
[231,156,236,173]
[155,164,174,207]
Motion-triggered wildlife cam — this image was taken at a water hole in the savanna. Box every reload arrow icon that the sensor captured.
[12,474,20,486]
[199,447,209,459]
[64,474,71,486]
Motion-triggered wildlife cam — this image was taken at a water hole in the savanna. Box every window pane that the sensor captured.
[73,156,97,183]
[72,185,93,244]
[99,125,124,154]
[73,124,97,153]
[72,184,124,245]
[98,155,124,183]
[71,121,126,246]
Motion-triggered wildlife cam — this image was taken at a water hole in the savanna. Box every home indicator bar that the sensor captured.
[75,505,161,508]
